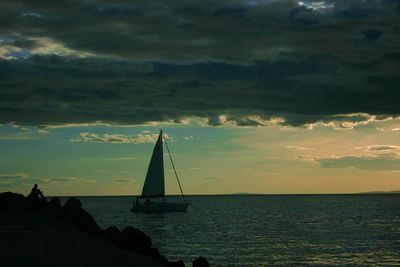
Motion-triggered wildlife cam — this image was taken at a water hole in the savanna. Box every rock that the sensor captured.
[63,197,82,211]
[48,197,61,208]
[104,226,169,265]
[168,260,185,267]
[119,226,152,253]
[193,257,210,267]
[157,255,169,266]
[59,197,102,237]
[0,191,46,212]
[148,247,161,258]
[103,226,122,244]
[71,210,102,237]
[46,197,61,214]
[63,209,102,237]
[0,192,25,211]
[1,191,189,265]
[24,197,47,211]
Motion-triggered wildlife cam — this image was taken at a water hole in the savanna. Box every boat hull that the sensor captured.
[131,202,188,213]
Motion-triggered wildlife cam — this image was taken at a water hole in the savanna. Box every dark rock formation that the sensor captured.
[0,191,46,212]
[0,192,25,211]
[59,198,102,237]
[46,197,61,214]
[193,257,210,267]
[103,226,122,244]
[66,209,102,237]
[47,197,61,209]
[63,197,82,210]
[119,226,152,252]
[103,225,170,266]
[168,260,185,267]
[0,192,208,267]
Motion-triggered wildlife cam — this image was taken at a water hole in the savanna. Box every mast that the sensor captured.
[164,131,186,203]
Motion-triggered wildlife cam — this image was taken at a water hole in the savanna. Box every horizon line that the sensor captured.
[45,191,400,197]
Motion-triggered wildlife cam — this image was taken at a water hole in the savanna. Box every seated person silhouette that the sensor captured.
[28,184,44,200]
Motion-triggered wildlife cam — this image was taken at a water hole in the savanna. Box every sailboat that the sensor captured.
[131,130,188,213]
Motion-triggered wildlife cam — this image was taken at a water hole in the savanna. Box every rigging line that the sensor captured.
[164,135,186,203]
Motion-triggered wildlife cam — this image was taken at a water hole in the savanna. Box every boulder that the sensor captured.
[168,260,185,267]
[59,197,102,237]
[193,257,210,267]
[46,197,61,214]
[48,197,61,208]
[103,226,122,244]
[119,226,152,253]
[147,247,161,258]
[157,255,169,266]
[0,192,25,211]
[24,197,47,211]
[104,226,169,264]
[63,209,102,237]
[63,197,82,211]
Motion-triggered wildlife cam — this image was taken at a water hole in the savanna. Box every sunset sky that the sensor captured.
[0,0,399,195]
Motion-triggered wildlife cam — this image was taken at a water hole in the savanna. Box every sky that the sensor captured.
[0,0,399,196]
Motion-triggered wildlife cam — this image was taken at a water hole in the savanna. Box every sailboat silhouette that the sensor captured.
[131,130,188,213]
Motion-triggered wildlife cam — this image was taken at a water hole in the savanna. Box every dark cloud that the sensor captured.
[213,7,248,18]
[361,29,383,42]
[1,0,399,62]
[289,5,313,18]
[0,0,399,126]
[0,54,399,126]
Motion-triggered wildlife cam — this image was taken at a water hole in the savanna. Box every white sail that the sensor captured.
[141,131,165,198]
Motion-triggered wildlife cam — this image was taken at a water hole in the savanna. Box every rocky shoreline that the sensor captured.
[0,192,209,267]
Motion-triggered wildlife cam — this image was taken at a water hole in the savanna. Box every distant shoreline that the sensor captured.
[49,192,400,198]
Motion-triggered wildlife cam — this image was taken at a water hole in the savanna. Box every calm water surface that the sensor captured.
[62,195,400,266]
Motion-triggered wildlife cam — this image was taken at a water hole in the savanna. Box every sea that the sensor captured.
[60,195,400,266]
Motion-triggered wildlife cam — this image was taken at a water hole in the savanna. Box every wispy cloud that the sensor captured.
[212,115,286,127]
[286,145,315,151]
[184,135,198,140]
[296,155,320,163]
[0,173,28,181]
[317,154,400,171]
[115,178,136,183]
[297,1,335,12]
[355,145,400,152]
[304,114,395,130]
[49,176,96,184]
[0,173,46,185]
[106,157,136,161]
[71,133,171,144]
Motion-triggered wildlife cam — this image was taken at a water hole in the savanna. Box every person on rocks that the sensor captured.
[28,184,45,200]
